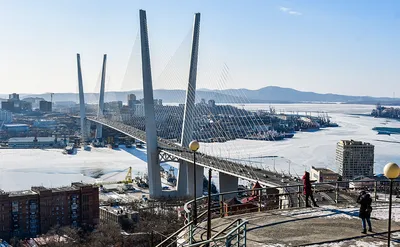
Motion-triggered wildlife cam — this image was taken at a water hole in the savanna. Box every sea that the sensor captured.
[1,103,400,192]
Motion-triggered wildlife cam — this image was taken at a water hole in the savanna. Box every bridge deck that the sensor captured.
[85,117,299,187]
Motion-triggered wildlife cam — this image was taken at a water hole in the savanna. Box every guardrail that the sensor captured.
[156,179,400,246]
[180,179,398,243]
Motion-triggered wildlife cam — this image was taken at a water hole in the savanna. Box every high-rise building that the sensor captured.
[8,93,19,101]
[127,94,137,109]
[39,100,52,112]
[127,94,136,101]
[336,140,374,180]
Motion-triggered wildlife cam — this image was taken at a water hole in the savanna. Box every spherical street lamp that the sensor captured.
[189,140,199,225]
[384,162,400,247]
[384,163,399,179]
[189,140,200,152]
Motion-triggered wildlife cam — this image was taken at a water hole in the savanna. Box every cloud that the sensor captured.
[279,6,302,16]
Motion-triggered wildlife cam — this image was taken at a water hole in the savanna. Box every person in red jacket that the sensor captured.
[302,171,319,207]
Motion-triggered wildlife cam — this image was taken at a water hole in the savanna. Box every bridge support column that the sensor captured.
[139,10,162,198]
[177,161,188,196]
[219,173,238,200]
[187,164,204,198]
[76,53,87,142]
[180,13,201,148]
[96,54,107,140]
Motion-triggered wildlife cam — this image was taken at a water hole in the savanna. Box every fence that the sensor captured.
[157,179,400,246]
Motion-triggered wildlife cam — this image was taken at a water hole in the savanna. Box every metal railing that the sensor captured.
[189,219,247,247]
[157,179,400,246]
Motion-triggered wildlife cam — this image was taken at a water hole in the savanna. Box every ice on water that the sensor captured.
[1,104,400,191]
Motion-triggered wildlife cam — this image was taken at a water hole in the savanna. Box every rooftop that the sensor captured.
[339,140,373,146]
[9,137,56,142]
[9,190,37,197]
[100,206,138,216]
[312,166,339,174]
[52,186,79,192]
[4,123,29,127]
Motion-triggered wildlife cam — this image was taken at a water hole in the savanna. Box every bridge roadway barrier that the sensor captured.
[82,116,300,188]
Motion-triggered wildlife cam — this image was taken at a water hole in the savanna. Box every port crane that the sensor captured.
[95,167,149,192]
[95,167,133,186]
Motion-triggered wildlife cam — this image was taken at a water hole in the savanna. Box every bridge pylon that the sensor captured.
[178,13,203,198]
[139,9,162,198]
[76,54,88,142]
[96,54,107,140]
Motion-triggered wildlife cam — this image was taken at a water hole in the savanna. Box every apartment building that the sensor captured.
[336,140,374,180]
[0,183,99,241]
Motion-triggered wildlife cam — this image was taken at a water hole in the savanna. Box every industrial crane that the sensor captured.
[95,167,134,192]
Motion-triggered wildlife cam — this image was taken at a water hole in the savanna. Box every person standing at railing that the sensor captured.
[357,190,372,234]
[302,171,319,207]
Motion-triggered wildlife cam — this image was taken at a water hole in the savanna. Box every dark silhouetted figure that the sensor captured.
[302,171,318,207]
[357,191,372,234]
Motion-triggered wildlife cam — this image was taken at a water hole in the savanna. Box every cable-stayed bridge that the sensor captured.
[74,10,299,198]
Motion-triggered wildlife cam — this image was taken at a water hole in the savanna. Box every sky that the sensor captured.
[0,0,400,97]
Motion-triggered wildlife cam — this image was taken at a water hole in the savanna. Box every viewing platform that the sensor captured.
[199,204,400,246]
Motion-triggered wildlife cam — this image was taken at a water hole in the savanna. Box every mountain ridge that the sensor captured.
[0,86,396,104]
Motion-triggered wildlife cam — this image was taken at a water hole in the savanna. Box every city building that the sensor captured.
[310,166,340,183]
[1,94,31,113]
[127,94,136,101]
[1,101,15,112]
[127,94,138,109]
[99,206,139,226]
[0,110,13,123]
[208,99,216,108]
[0,190,40,240]
[8,137,66,149]
[9,93,19,101]
[3,124,29,133]
[39,101,52,112]
[132,104,145,117]
[349,176,375,189]
[336,140,375,180]
[20,101,32,112]
[0,183,99,241]
[33,119,57,129]
[104,101,123,111]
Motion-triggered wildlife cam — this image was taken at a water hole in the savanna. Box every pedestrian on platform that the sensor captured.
[357,190,373,234]
[302,171,319,207]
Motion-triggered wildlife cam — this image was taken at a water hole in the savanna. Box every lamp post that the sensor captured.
[189,140,200,225]
[207,168,212,241]
[383,162,400,247]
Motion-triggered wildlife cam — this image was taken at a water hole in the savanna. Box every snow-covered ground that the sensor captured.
[2,103,400,191]
[262,203,400,247]
[278,204,400,222]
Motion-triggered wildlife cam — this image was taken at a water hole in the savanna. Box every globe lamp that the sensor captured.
[189,140,200,152]
[384,162,399,179]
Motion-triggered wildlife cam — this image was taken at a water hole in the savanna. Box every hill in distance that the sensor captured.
[2,86,397,105]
